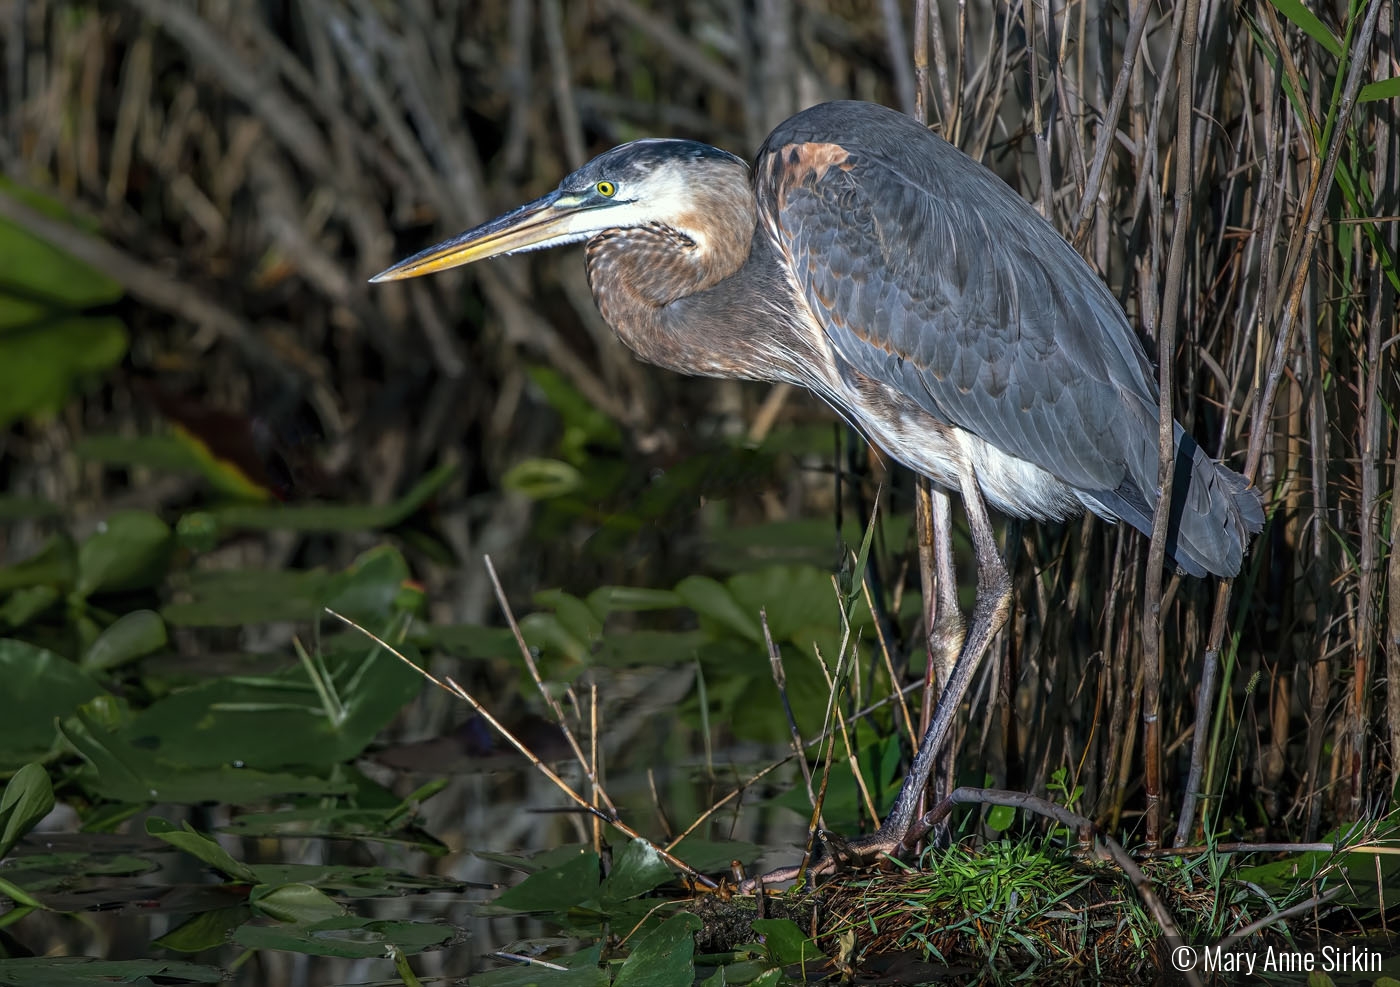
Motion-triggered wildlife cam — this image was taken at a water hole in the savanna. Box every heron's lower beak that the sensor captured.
[370,190,577,282]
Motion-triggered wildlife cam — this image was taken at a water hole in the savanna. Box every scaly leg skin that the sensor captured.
[925,487,966,844]
[739,470,1009,892]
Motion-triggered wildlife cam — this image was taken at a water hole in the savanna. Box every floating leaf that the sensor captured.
[244,863,465,897]
[599,839,673,904]
[613,912,702,987]
[249,882,346,923]
[59,712,352,804]
[491,850,600,913]
[124,632,422,771]
[145,817,258,883]
[154,905,252,953]
[0,957,223,985]
[233,916,454,958]
[751,918,827,967]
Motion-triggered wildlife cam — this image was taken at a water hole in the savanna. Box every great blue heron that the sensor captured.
[373,100,1264,880]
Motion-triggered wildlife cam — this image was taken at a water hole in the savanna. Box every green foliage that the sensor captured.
[613,912,704,987]
[0,640,108,768]
[0,182,127,429]
[0,764,54,860]
[0,958,223,985]
[0,763,55,923]
[749,918,827,968]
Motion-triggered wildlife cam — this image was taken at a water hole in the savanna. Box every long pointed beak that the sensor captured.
[370,189,579,282]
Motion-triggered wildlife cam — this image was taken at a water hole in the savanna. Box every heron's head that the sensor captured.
[370,140,751,283]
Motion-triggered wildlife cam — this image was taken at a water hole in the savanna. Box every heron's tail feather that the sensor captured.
[1089,423,1264,579]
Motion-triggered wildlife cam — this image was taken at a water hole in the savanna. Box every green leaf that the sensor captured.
[58,712,353,804]
[0,317,127,429]
[154,905,252,952]
[123,631,423,771]
[76,433,276,502]
[75,510,172,597]
[986,805,1016,832]
[145,817,258,883]
[0,184,128,425]
[586,586,683,615]
[751,918,826,966]
[535,590,603,645]
[0,957,223,985]
[0,534,76,594]
[525,365,622,449]
[612,912,702,987]
[242,863,463,897]
[1359,77,1400,102]
[0,585,61,630]
[0,763,55,859]
[249,882,346,923]
[206,463,457,532]
[82,610,167,671]
[1266,0,1343,56]
[599,839,673,904]
[0,182,122,310]
[491,849,600,913]
[675,575,762,642]
[233,916,453,958]
[0,639,108,765]
[504,458,585,499]
[74,434,212,475]
[161,545,409,628]
[670,836,764,874]
[0,874,46,909]
[726,566,837,641]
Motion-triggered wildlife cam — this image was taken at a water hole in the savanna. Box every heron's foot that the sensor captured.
[736,826,913,893]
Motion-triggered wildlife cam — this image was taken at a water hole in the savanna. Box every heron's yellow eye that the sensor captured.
[596,180,616,197]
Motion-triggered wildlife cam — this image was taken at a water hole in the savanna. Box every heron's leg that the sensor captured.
[879,468,1011,847]
[737,473,1006,892]
[914,483,965,842]
[923,486,966,831]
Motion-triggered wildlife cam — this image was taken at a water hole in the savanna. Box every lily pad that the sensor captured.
[0,957,222,985]
[233,915,454,958]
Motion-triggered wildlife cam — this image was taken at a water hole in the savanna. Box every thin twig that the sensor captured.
[483,555,620,818]
[324,606,717,889]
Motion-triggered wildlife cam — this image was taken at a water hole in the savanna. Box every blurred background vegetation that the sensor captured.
[0,0,1397,979]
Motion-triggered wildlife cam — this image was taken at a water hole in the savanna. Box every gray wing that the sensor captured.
[756,116,1160,496]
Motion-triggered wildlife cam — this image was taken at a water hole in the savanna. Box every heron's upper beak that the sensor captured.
[370,189,589,282]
